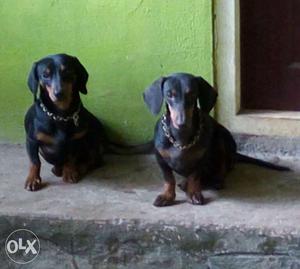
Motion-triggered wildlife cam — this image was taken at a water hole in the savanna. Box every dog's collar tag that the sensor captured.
[73,113,79,127]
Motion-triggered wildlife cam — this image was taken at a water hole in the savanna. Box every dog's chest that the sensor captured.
[37,123,87,164]
[157,144,206,175]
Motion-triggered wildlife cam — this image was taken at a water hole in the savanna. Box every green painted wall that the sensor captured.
[0,0,213,143]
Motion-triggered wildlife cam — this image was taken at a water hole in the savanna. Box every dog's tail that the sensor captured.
[105,140,154,155]
[236,153,291,171]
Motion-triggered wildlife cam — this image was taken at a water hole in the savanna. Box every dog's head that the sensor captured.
[143,73,217,128]
[27,53,88,110]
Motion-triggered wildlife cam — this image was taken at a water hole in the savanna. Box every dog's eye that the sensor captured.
[167,90,176,98]
[42,72,50,79]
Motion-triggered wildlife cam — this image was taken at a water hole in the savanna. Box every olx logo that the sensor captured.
[5,229,40,264]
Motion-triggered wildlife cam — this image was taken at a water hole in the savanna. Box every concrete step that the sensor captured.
[0,144,300,269]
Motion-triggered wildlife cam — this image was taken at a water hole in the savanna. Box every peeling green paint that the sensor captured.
[0,0,212,143]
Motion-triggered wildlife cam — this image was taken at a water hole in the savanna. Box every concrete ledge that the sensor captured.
[1,216,300,269]
[234,133,300,159]
[1,144,300,268]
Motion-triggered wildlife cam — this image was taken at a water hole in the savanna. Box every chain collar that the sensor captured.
[161,113,203,151]
[39,101,81,127]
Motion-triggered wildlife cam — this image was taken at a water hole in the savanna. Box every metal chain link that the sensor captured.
[39,101,81,126]
[161,113,203,151]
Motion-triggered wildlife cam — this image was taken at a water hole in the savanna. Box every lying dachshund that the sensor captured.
[143,73,289,207]
[25,53,107,191]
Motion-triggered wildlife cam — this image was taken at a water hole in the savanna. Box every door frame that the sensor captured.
[214,0,300,137]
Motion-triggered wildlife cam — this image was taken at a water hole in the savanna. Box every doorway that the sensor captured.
[240,0,300,111]
[214,0,300,137]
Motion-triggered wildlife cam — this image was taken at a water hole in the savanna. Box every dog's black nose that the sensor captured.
[54,91,64,99]
[176,113,186,127]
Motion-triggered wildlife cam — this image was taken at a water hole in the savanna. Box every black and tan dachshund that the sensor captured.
[143,73,289,207]
[25,53,107,191]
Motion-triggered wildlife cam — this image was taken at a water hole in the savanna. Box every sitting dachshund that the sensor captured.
[143,73,289,207]
[25,54,106,191]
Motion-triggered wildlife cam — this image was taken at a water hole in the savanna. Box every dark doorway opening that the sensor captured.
[240,0,300,111]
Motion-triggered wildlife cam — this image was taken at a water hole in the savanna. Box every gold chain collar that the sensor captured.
[161,113,203,151]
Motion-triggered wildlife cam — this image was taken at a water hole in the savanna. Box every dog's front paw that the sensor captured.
[62,165,80,183]
[153,194,175,207]
[187,191,205,205]
[25,176,42,191]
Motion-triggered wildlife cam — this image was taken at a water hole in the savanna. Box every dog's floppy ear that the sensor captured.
[27,62,39,99]
[195,76,218,113]
[143,77,166,115]
[73,57,88,94]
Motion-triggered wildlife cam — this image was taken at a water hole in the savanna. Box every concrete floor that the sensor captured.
[0,143,299,236]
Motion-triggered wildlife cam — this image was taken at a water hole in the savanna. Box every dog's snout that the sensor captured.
[176,120,186,127]
[54,89,64,99]
[176,113,186,127]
